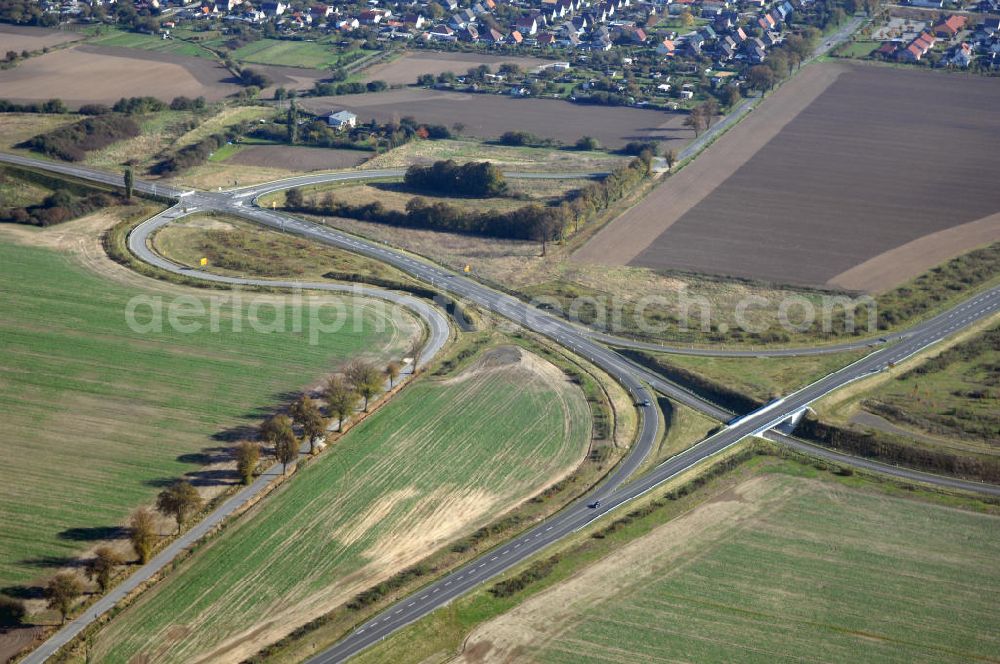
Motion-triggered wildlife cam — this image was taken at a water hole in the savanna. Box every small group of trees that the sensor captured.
[247,359,401,480]
[238,67,271,88]
[0,186,122,227]
[682,98,719,138]
[282,155,651,254]
[21,114,141,162]
[403,160,507,198]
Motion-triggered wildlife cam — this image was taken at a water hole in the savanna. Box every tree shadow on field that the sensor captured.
[1,585,44,601]
[186,468,240,487]
[211,424,258,443]
[18,555,86,571]
[143,477,181,489]
[57,526,128,542]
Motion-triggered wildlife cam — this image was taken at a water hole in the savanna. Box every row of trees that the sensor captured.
[285,156,651,254]
[251,359,403,477]
[12,357,409,626]
[16,479,204,626]
[682,98,720,138]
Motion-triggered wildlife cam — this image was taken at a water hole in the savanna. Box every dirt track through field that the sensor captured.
[577,63,1000,291]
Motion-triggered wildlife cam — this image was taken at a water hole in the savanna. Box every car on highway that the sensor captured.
[589,499,601,509]
[636,399,652,408]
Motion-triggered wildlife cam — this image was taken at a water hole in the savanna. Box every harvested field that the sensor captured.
[453,473,1000,663]
[0,44,241,106]
[578,63,1000,291]
[362,51,549,85]
[250,63,330,94]
[89,345,591,664]
[298,89,692,149]
[0,23,83,51]
[0,225,413,593]
[225,144,371,170]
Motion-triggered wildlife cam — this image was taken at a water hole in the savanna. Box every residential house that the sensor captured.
[488,27,505,42]
[402,12,425,28]
[428,24,457,40]
[757,13,775,30]
[932,14,967,38]
[460,24,480,40]
[327,110,357,129]
[515,15,538,34]
[949,41,973,65]
[508,29,524,44]
[261,0,285,16]
[538,31,558,45]
[656,36,676,54]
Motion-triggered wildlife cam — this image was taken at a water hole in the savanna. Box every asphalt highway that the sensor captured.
[5,144,998,663]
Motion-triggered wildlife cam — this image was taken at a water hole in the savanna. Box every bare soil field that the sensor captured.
[298,89,692,149]
[251,63,329,94]
[226,144,371,170]
[362,51,550,85]
[579,62,1000,291]
[0,44,241,106]
[0,23,83,51]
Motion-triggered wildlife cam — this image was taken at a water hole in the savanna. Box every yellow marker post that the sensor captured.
[464,264,471,273]
[199,257,208,267]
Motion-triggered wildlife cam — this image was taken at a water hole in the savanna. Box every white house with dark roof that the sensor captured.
[327,110,357,129]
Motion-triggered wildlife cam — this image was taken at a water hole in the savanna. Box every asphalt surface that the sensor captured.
[6,49,998,656]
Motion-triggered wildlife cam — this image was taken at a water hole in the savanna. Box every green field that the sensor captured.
[0,236,411,590]
[89,345,591,662]
[526,473,1000,663]
[88,29,213,59]
[354,460,1000,664]
[862,324,999,448]
[232,39,360,69]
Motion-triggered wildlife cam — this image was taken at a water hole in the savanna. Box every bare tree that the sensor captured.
[129,508,157,564]
[664,148,678,172]
[683,107,706,137]
[235,441,260,485]
[45,573,83,624]
[385,361,401,388]
[156,481,203,533]
[324,375,359,431]
[85,546,123,593]
[699,98,719,128]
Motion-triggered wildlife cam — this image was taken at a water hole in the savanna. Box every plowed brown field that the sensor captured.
[577,63,1000,291]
